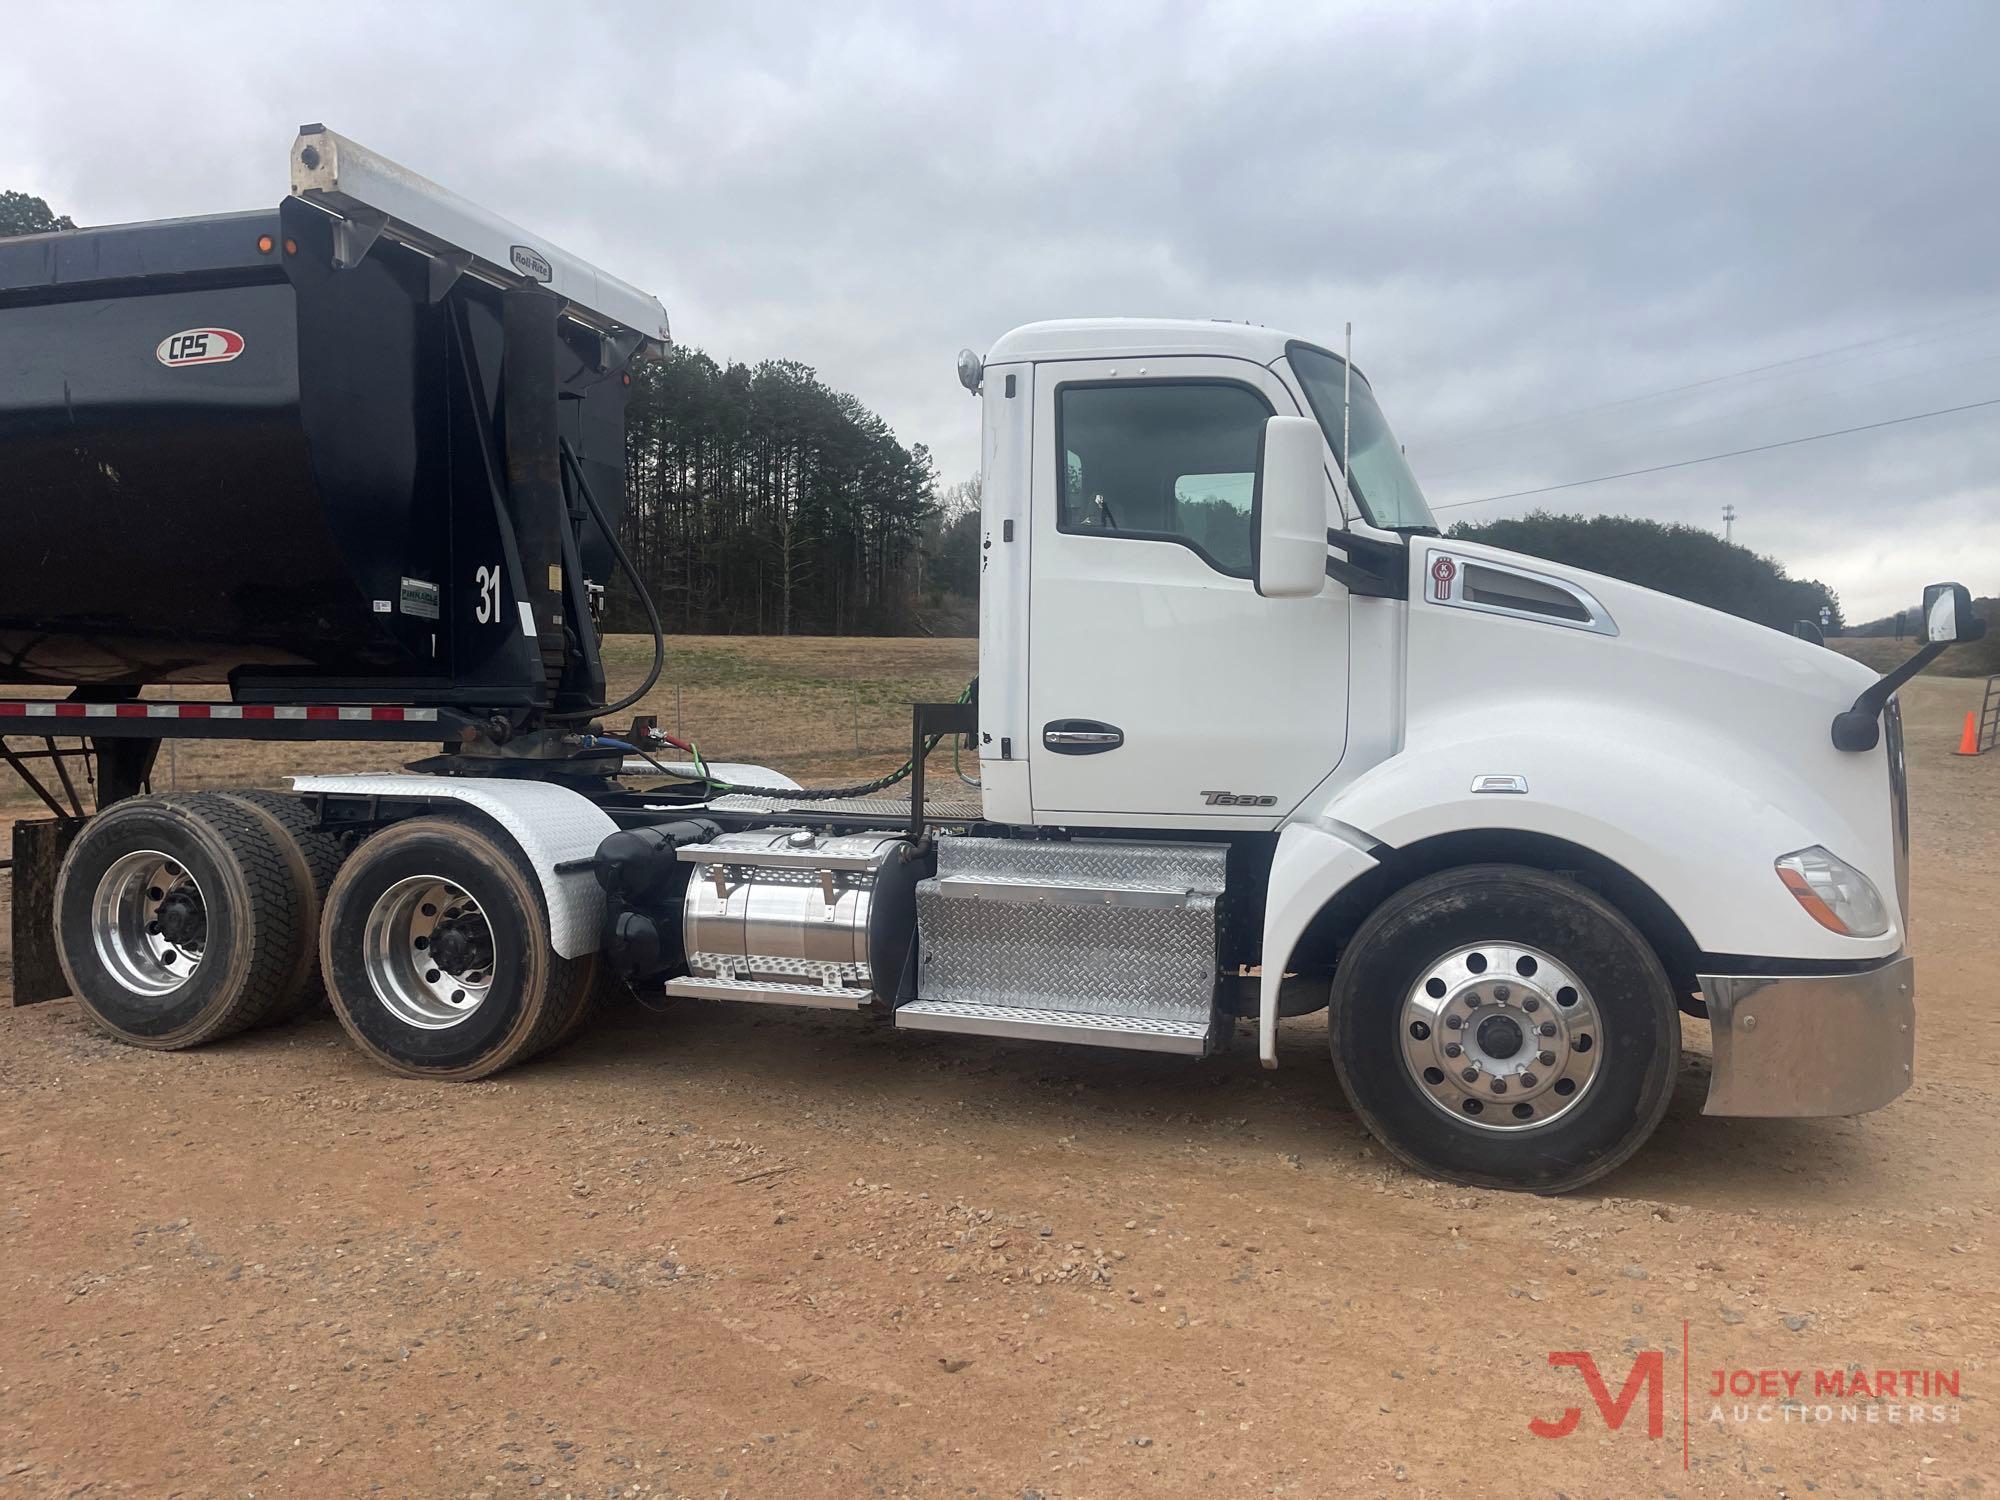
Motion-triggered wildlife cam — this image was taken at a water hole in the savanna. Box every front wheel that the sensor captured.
[320,817,593,1080]
[1328,864,1678,1193]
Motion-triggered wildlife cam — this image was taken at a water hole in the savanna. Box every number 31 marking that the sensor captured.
[474,564,501,624]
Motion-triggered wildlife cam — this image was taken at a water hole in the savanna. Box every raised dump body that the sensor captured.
[0,128,667,713]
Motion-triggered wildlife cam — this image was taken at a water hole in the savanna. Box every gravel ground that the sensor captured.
[0,676,1991,1497]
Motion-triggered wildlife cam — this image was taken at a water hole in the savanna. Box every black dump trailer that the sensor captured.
[0,124,664,721]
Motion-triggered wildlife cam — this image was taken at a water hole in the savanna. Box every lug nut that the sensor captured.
[1493,984,1511,1002]
[1522,996,1540,1012]
[1490,1078,1507,1095]
[1444,1042,1463,1058]
[1520,1074,1537,1088]
[1538,1050,1556,1067]
[1446,1015,1462,1030]
[1539,1021,1557,1037]
[1461,1066,1479,1083]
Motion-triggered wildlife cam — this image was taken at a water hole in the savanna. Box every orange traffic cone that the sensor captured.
[1956,710,1981,756]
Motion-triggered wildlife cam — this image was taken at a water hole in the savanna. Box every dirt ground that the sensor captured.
[0,659,1993,1497]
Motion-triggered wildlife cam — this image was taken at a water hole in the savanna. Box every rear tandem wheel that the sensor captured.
[319,816,596,1080]
[52,793,307,1048]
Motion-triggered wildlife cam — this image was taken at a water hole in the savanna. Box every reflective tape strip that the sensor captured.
[0,702,440,721]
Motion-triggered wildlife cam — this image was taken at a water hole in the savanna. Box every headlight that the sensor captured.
[1774,846,1891,938]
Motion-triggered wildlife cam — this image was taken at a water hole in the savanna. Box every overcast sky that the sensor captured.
[4,0,1994,620]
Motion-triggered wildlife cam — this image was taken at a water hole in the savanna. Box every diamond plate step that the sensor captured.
[914,835,1226,1043]
[894,1000,1209,1054]
[661,974,872,1010]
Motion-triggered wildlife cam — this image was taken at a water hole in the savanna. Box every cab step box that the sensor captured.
[902,836,1227,1054]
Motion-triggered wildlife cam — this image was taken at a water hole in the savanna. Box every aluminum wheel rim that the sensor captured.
[1399,941,1602,1131]
[361,875,496,1030]
[91,850,207,998]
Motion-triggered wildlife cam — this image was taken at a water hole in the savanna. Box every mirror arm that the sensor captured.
[1325,528,1408,599]
[1831,643,1948,751]
[1325,553,1402,598]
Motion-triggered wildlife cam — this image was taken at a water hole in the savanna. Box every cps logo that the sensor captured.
[156,328,246,367]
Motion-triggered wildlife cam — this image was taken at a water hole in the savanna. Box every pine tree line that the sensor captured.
[613,345,943,636]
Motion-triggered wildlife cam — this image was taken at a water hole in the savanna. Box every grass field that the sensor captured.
[1828,629,2000,677]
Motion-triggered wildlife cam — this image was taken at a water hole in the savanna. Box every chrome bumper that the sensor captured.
[1699,955,1914,1116]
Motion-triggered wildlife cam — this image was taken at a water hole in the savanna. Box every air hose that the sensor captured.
[551,434,974,802]
[640,677,978,802]
[548,437,664,725]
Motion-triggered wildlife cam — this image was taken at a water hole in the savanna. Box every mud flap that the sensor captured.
[11,818,82,1004]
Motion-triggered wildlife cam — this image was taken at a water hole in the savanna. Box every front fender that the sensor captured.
[1317,707,1903,965]
[1257,822,1379,1066]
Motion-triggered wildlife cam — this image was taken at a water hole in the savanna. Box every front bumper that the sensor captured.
[1698,955,1915,1117]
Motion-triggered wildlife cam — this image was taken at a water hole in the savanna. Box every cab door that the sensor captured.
[1026,358,1349,827]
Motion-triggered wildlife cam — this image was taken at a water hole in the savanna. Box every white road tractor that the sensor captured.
[1,129,1981,1191]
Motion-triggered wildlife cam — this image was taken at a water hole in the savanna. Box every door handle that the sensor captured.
[1043,719,1124,755]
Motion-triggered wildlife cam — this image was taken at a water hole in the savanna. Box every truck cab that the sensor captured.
[935,317,1933,1186]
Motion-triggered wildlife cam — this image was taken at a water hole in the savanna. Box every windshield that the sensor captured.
[1287,343,1436,531]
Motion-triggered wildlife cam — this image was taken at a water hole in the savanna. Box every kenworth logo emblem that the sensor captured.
[156,328,245,367]
[509,244,553,282]
[1430,554,1458,601]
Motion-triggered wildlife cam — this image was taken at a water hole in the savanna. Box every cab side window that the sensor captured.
[1057,381,1271,577]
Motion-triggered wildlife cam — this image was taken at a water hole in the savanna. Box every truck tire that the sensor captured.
[53,793,305,1048]
[1327,864,1679,1194]
[319,816,588,1080]
[217,789,348,1018]
[524,952,600,1056]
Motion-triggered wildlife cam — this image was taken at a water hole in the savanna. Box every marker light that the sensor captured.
[1774,846,1890,937]
[256,234,274,253]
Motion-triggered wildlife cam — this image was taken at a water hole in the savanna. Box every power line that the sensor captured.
[1431,396,2000,512]
[1417,346,2000,484]
[1422,305,2000,452]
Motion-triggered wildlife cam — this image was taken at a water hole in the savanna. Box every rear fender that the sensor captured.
[292,774,613,957]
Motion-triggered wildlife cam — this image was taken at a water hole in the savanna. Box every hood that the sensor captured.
[1414,536,1878,715]
[1344,535,1906,959]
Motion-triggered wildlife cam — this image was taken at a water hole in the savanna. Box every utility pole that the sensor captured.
[1721,504,1736,543]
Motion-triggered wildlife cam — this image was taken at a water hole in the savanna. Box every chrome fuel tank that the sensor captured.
[678,829,922,997]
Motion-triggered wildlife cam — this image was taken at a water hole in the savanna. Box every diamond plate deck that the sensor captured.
[894,1000,1209,1054]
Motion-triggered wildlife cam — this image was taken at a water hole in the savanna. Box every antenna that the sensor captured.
[1342,322,1353,482]
[1722,503,1736,543]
